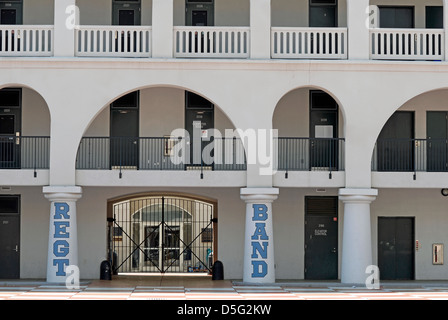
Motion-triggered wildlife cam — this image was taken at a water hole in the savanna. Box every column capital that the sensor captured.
[240,188,279,203]
[338,188,377,203]
[43,186,83,202]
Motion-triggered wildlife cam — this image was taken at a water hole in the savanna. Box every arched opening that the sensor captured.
[272,86,345,177]
[0,85,50,172]
[76,86,246,176]
[107,193,217,275]
[372,88,448,175]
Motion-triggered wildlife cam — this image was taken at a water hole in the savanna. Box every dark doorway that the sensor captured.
[0,195,20,279]
[309,90,339,171]
[0,0,22,25]
[378,217,415,280]
[427,111,448,172]
[379,6,414,28]
[186,0,214,27]
[110,91,139,169]
[0,88,21,169]
[426,6,443,29]
[112,0,141,26]
[185,92,214,168]
[309,0,337,28]
[305,197,338,280]
[377,111,414,172]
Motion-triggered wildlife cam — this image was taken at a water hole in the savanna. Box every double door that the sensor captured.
[378,217,414,280]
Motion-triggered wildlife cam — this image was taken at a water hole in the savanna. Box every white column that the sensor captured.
[44,186,82,283]
[444,0,448,61]
[339,188,377,285]
[152,0,174,58]
[240,188,279,283]
[250,0,271,59]
[346,0,370,60]
[54,0,77,57]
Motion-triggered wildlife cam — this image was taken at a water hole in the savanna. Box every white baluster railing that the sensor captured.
[174,26,250,58]
[0,25,53,57]
[370,28,444,60]
[271,27,348,59]
[75,26,152,57]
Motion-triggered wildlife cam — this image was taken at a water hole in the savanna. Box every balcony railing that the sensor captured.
[75,26,152,57]
[174,26,250,58]
[372,139,448,177]
[0,25,53,57]
[271,27,348,59]
[370,29,444,61]
[76,136,246,172]
[0,136,50,171]
[275,137,345,178]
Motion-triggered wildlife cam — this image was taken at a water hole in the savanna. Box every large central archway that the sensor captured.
[107,192,217,274]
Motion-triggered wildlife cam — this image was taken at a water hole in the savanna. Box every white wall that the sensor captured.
[23,0,54,25]
[84,87,236,137]
[22,88,51,136]
[271,0,347,27]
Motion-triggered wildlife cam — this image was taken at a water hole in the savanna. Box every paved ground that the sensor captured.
[2,275,448,300]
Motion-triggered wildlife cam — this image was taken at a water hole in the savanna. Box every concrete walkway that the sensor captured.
[2,275,448,300]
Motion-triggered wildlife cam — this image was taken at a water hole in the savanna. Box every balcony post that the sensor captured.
[53,0,77,57]
[152,0,174,58]
[250,0,271,59]
[346,0,370,60]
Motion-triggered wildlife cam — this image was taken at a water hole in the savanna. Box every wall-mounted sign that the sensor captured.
[433,244,444,265]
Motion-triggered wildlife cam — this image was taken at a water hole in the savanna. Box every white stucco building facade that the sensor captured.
[1,0,448,285]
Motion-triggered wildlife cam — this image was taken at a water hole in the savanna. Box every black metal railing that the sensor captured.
[372,138,448,178]
[76,136,247,172]
[275,137,345,178]
[0,136,50,172]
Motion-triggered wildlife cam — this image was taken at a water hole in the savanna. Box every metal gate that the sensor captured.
[108,196,216,274]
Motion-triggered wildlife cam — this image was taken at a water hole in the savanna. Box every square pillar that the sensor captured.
[250,0,271,59]
[347,0,370,60]
[152,0,174,58]
[54,0,77,57]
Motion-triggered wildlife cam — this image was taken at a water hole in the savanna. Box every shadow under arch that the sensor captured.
[0,83,51,171]
[272,85,346,174]
[106,191,218,275]
[370,87,448,174]
[77,84,248,172]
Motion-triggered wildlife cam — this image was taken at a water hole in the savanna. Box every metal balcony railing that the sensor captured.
[0,136,50,172]
[76,137,247,175]
[372,138,448,178]
[275,137,345,179]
